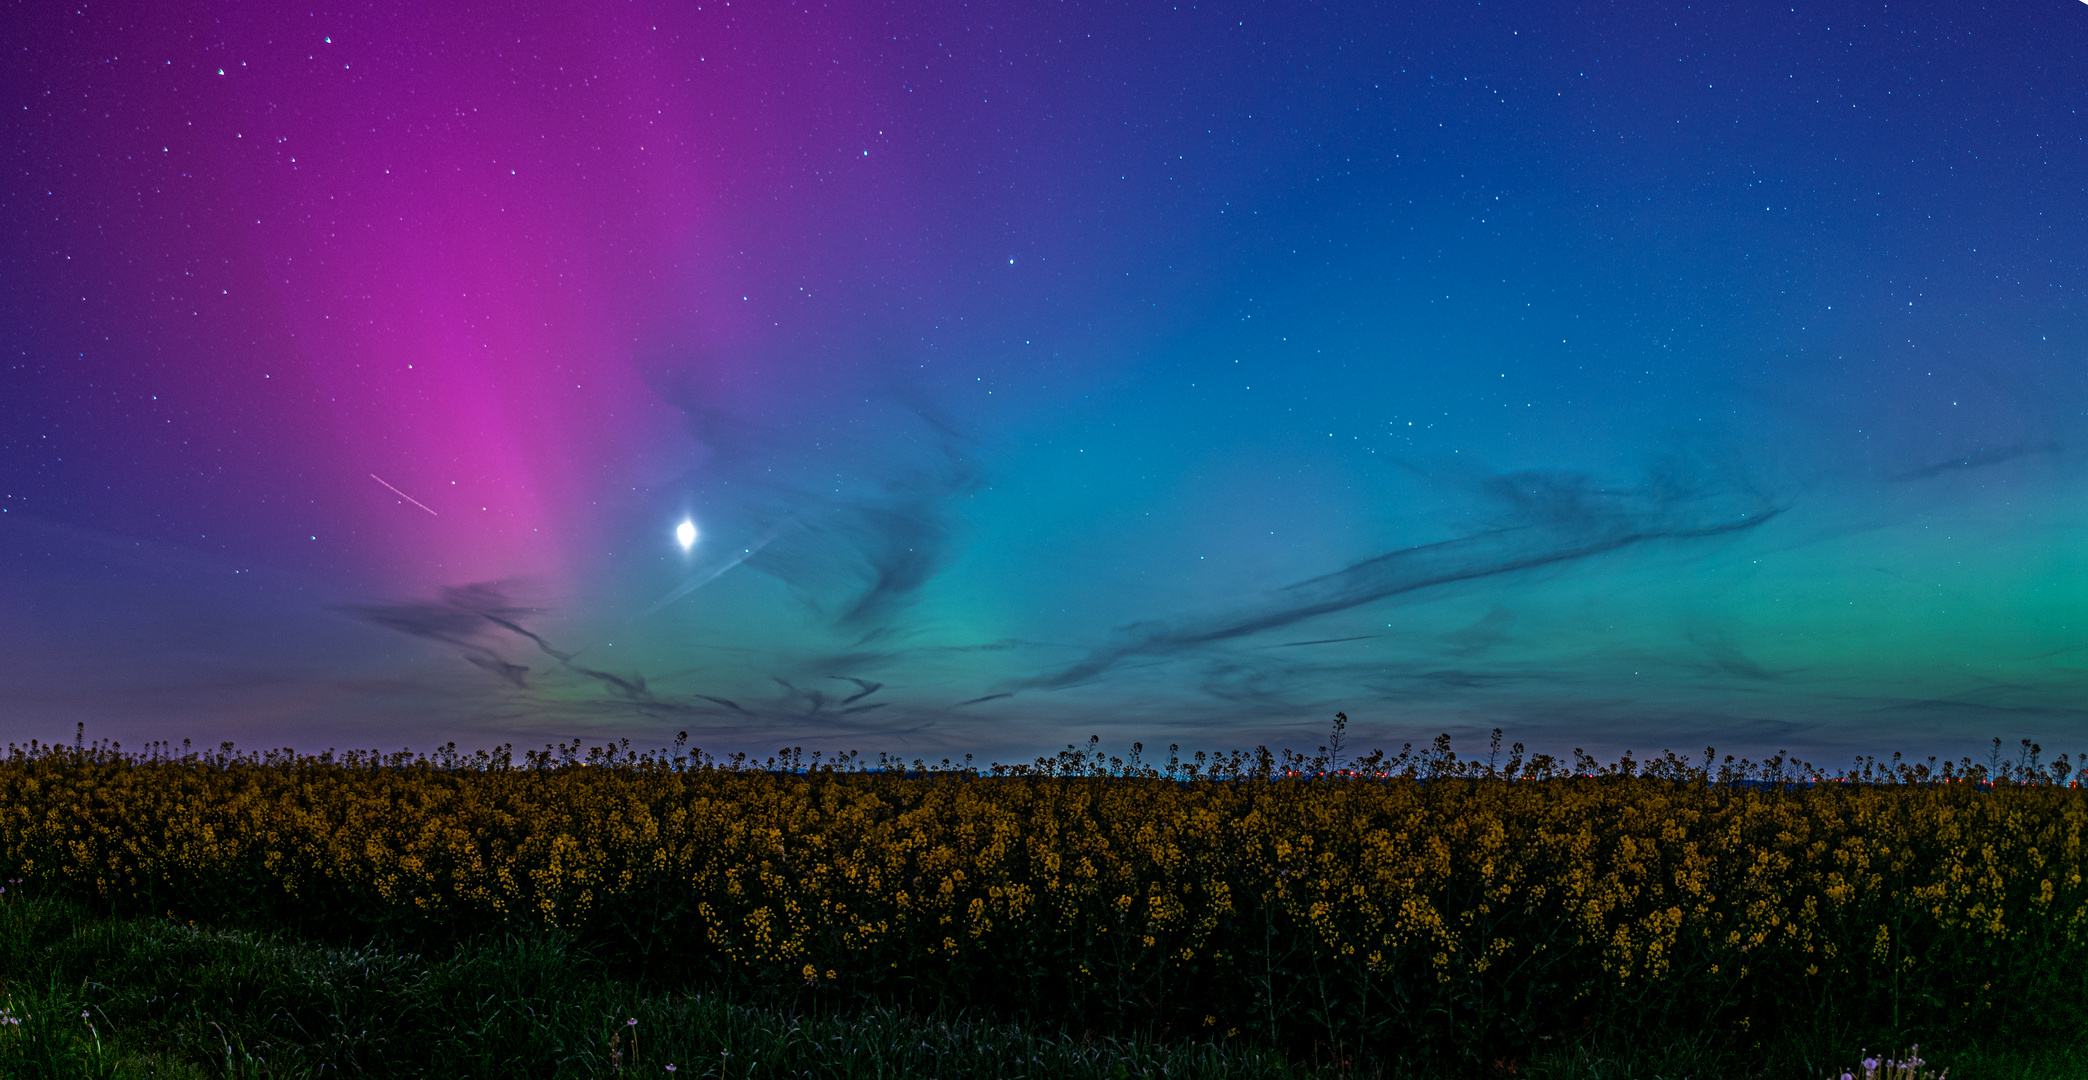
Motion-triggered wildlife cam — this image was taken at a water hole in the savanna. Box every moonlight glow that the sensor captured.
[675,520,697,551]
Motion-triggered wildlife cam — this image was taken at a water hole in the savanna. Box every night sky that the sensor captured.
[6,0,2087,764]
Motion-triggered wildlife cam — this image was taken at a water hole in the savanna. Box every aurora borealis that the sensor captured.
[5,0,2087,763]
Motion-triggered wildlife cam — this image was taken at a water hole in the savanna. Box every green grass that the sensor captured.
[0,895,1322,1079]
[0,897,2079,1080]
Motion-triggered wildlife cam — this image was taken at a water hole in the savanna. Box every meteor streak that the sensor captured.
[370,473,439,516]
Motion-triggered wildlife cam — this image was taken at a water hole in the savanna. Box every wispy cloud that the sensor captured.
[746,442,981,638]
[1024,461,1781,690]
[347,579,943,739]
[651,361,983,642]
[1891,442,2060,481]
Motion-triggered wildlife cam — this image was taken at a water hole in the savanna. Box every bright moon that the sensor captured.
[675,520,697,550]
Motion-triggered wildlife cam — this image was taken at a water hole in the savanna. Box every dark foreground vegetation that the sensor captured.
[0,898,2081,1080]
[0,728,2083,1077]
[1,896,1320,1078]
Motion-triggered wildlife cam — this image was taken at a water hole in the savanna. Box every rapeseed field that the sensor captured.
[1,728,2082,1069]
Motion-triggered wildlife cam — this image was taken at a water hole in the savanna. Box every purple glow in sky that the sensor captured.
[7,0,2088,765]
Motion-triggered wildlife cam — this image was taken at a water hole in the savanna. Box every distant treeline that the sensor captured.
[36,718,2085,788]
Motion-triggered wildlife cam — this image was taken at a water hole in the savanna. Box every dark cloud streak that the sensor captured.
[1893,442,2059,482]
[1029,466,1781,690]
[654,358,984,644]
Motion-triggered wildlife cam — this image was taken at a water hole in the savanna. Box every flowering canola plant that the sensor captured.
[1,732,2082,1057]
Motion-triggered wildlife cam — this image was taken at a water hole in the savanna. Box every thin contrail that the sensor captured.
[370,473,439,516]
[645,518,792,615]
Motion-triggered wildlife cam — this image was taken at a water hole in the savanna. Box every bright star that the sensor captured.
[676,520,697,551]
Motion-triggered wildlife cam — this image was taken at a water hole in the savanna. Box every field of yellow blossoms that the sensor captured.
[2,729,2083,1059]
